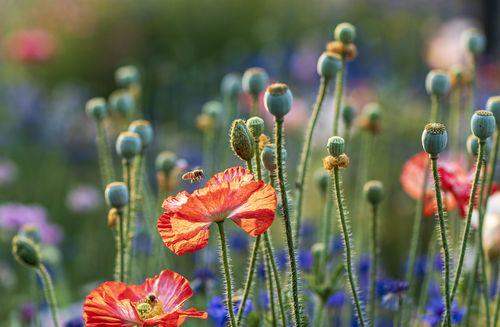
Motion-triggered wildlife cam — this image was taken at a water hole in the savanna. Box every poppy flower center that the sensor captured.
[135,293,165,320]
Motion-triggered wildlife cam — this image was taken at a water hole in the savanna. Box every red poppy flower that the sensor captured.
[5,29,56,63]
[400,152,470,217]
[157,166,276,255]
[83,269,207,326]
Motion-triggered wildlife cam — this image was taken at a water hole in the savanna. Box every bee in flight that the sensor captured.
[182,168,205,183]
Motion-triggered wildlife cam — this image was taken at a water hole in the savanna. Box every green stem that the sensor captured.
[493,261,499,327]
[294,77,330,241]
[319,190,332,282]
[216,222,237,327]
[274,118,302,326]
[314,297,325,327]
[96,122,115,186]
[464,249,480,327]
[333,59,346,135]
[236,235,261,324]
[264,232,287,326]
[264,251,278,327]
[430,94,439,122]
[250,94,259,117]
[369,204,378,325]
[116,208,125,282]
[430,156,452,327]
[331,167,366,327]
[123,160,133,283]
[450,87,462,157]
[450,140,484,303]
[37,264,60,327]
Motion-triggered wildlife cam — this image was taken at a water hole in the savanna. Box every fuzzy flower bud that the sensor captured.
[422,123,447,157]
[12,235,40,268]
[115,65,140,87]
[317,52,342,79]
[246,117,264,140]
[327,136,345,157]
[105,182,129,208]
[471,110,495,140]
[363,180,384,206]
[261,144,286,172]
[334,22,356,44]
[264,83,293,119]
[116,131,142,160]
[85,97,107,121]
[109,90,135,117]
[155,151,177,174]
[342,105,356,127]
[221,73,242,100]
[486,96,500,126]
[128,120,153,149]
[425,70,451,96]
[461,28,486,55]
[242,68,269,96]
[230,119,254,161]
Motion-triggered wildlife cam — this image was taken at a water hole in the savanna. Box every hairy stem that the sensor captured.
[264,232,287,326]
[96,122,115,186]
[333,59,346,135]
[115,208,125,282]
[216,222,237,327]
[369,204,378,325]
[237,235,261,324]
[37,264,60,327]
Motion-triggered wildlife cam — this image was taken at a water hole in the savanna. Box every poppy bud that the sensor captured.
[202,101,223,122]
[466,134,492,158]
[471,110,495,140]
[109,90,135,117]
[155,151,177,174]
[461,28,486,55]
[314,170,329,196]
[316,52,342,79]
[230,119,254,161]
[261,144,286,172]
[425,70,451,96]
[12,235,40,268]
[115,65,140,87]
[19,224,41,243]
[242,67,269,96]
[327,136,345,157]
[246,117,264,140]
[105,182,129,208]
[264,83,293,119]
[342,105,356,127]
[221,73,242,100]
[363,180,384,206]
[486,96,500,126]
[85,97,107,121]
[422,123,447,157]
[334,22,356,44]
[128,120,153,149]
[116,132,142,160]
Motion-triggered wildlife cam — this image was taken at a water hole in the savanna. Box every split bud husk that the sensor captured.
[230,119,254,161]
[107,208,119,228]
[12,235,40,268]
[326,41,357,61]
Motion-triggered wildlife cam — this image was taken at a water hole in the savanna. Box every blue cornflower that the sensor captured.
[64,317,84,327]
[358,254,370,277]
[300,221,316,244]
[376,279,409,311]
[258,290,270,310]
[422,298,465,326]
[299,249,313,272]
[191,268,216,294]
[257,261,266,281]
[433,253,444,272]
[330,235,344,255]
[133,230,152,255]
[327,290,346,309]
[228,232,249,252]
[276,249,288,271]
[414,255,429,278]
[207,295,253,327]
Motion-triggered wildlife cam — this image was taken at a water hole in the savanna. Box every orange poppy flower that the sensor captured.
[83,269,207,326]
[157,166,276,255]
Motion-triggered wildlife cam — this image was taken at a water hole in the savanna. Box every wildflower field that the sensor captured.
[1,1,499,326]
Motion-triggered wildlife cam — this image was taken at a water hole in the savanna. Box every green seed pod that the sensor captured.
[486,96,500,126]
[264,83,293,119]
[221,73,242,100]
[116,131,142,160]
[109,90,135,117]
[19,224,41,243]
[342,105,356,127]
[334,22,356,44]
[466,134,492,158]
[128,120,153,149]
[230,119,254,161]
[155,151,177,174]
[425,70,451,96]
[363,180,384,205]
[422,123,448,156]
[261,144,286,172]
[105,182,129,208]
[327,136,345,157]
[85,97,107,121]
[314,170,329,196]
[461,28,486,55]
[471,110,496,140]
[316,52,342,79]
[242,67,269,96]
[202,101,223,122]
[12,235,40,268]
[115,65,140,87]
[246,117,265,139]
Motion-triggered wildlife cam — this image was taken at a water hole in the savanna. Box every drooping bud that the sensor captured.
[246,117,265,140]
[230,119,254,161]
[116,131,142,160]
[264,83,293,119]
[12,235,40,268]
[334,22,356,44]
[327,136,345,157]
[342,105,356,128]
[461,28,486,55]
[317,52,342,79]
[128,120,153,149]
[85,97,107,122]
[104,182,129,208]
[155,151,178,175]
[242,68,269,96]
[425,70,451,96]
[115,65,140,87]
[471,110,495,140]
[221,73,242,101]
[261,144,286,172]
[486,96,500,126]
[363,180,384,206]
[109,90,135,117]
[422,123,447,157]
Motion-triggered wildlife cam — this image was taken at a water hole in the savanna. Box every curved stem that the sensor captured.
[37,264,60,327]
[430,156,452,327]
[333,59,346,135]
[464,249,480,327]
[264,251,278,327]
[369,204,378,325]
[294,77,330,240]
[264,232,287,326]
[236,235,261,324]
[216,222,237,327]
[331,167,366,327]
[274,118,302,326]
